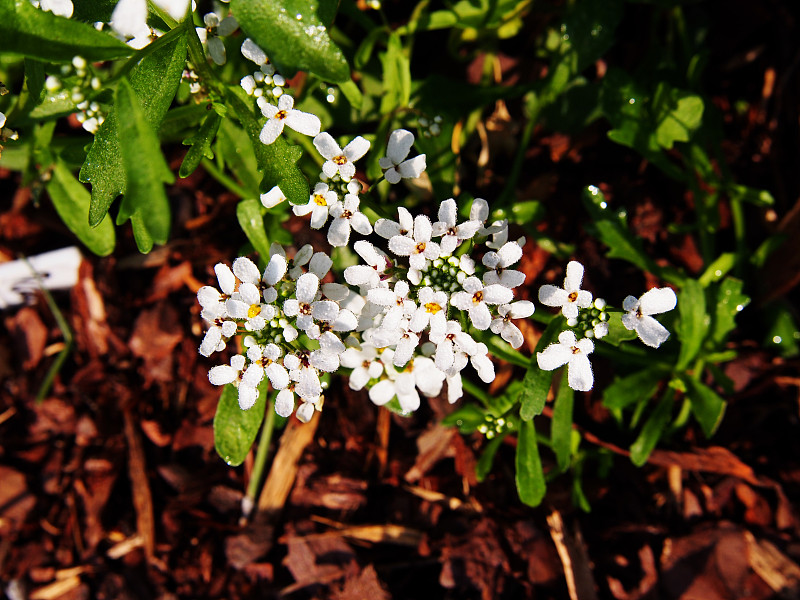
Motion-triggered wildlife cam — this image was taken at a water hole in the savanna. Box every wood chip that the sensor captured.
[746,531,800,595]
[123,410,155,560]
[547,509,598,600]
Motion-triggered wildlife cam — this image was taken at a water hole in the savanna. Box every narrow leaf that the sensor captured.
[80,30,187,227]
[476,433,507,482]
[180,111,222,178]
[603,367,665,410]
[711,277,749,345]
[236,199,271,259]
[551,378,574,473]
[675,279,707,370]
[516,419,546,506]
[519,318,561,420]
[0,0,132,63]
[630,391,674,466]
[115,78,174,252]
[681,376,726,438]
[47,161,116,256]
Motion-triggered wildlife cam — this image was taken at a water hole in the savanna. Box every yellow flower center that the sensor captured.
[425,302,442,314]
[568,291,578,302]
[472,291,484,304]
[275,110,288,120]
[414,242,426,254]
[248,304,262,318]
[332,155,348,165]
[314,194,327,206]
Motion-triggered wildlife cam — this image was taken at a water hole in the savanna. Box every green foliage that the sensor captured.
[629,391,674,466]
[231,0,349,82]
[519,318,561,420]
[0,0,131,63]
[213,383,268,466]
[516,419,546,507]
[180,110,222,178]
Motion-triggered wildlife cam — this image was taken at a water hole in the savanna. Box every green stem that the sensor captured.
[497,103,538,208]
[244,397,277,516]
[201,158,252,199]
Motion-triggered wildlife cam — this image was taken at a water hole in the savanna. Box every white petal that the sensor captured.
[266,363,290,390]
[343,136,370,162]
[233,257,260,284]
[389,235,415,257]
[259,118,284,145]
[217,15,239,36]
[241,38,267,64]
[350,212,373,235]
[264,253,287,285]
[469,303,491,330]
[435,341,455,372]
[539,285,568,307]
[386,129,414,164]
[309,252,333,278]
[564,261,585,292]
[285,110,321,137]
[384,168,401,185]
[275,389,295,417]
[639,287,677,316]
[312,300,339,322]
[238,385,259,410]
[470,198,489,222]
[208,37,226,65]
[413,215,432,242]
[199,327,223,357]
[396,155,426,179]
[295,273,319,302]
[482,284,514,305]
[313,132,342,160]
[536,343,572,371]
[369,380,396,406]
[295,402,315,423]
[567,355,593,391]
[437,198,458,227]
[110,0,148,38]
[260,186,286,208]
[208,365,237,386]
[635,315,671,348]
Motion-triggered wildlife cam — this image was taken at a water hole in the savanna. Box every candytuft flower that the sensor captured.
[257,95,321,145]
[313,132,370,181]
[537,330,594,392]
[379,129,426,184]
[622,287,677,348]
[196,12,238,65]
[539,260,592,319]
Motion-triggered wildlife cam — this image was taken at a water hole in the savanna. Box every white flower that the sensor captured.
[197,262,236,313]
[245,342,290,390]
[537,330,594,392]
[482,241,525,288]
[368,356,444,413]
[313,132,370,181]
[341,344,384,391]
[310,331,346,373]
[198,304,237,356]
[208,354,259,409]
[344,240,391,290]
[622,287,677,348]
[490,301,534,349]
[260,185,286,209]
[226,282,275,331]
[388,215,441,271]
[368,280,415,330]
[111,0,188,40]
[293,182,337,229]
[327,194,373,247]
[257,95,321,145]
[375,207,413,240]
[408,287,448,333]
[429,320,478,373]
[283,272,339,334]
[370,318,420,367]
[539,260,593,319]
[196,12,238,65]
[431,199,482,256]
[378,129,426,184]
[450,276,513,330]
[295,400,318,423]
[284,352,322,401]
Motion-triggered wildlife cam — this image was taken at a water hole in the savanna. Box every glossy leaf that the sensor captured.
[213,382,268,467]
[231,0,350,82]
[551,379,574,473]
[711,278,749,345]
[80,29,187,227]
[115,78,174,253]
[519,318,562,421]
[675,279,707,370]
[236,199,271,260]
[516,419,546,506]
[681,376,726,438]
[47,161,116,256]
[180,111,222,178]
[603,367,665,410]
[0,0,132,63]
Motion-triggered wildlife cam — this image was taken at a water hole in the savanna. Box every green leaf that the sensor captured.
[629,391,674,466]
[763,303,800,358]
[236,199,271,259]
[675,279,707,370]
[225,87,310,205]
[213,383,268,467]
[515,419,546,506]
[603,367,665,410]
[380,32,411,114]
[711,278,749,345]
[218,118,261,197]
[681,376,726,438]
[231,0,350,82]
[47,161,116,256]
[80,29,187,227]
[652,82,704,150]
[0,0,131,63]
[18,59,47,116]
[698,252,736,287]
[519,318,562,420]
[180,111,221,178]
[72,0,123,23]
[476,433,507,482]
[115,78,174,253]
[551,379,574,473]
[602,311,639,346]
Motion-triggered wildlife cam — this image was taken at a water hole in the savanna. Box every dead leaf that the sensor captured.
[5,306,47,370]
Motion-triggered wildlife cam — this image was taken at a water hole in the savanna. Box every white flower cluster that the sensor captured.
[536,260,677,391]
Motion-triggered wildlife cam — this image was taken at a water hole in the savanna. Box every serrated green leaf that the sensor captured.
[0,0,132,63]
[681,376,726,438]
[180,111,221,178]
[516,419,546,506]
[630,391,674,466]
[675,279,707,370]
[236,199,271,259]
[603,366,664,410]
[213,382,268,466]
[80,29,187,227]
[225,87,309,205]
[476,432,507,482]
[551,379,574,473]
[519,318,562,420]
[47,160,116,256]
[115,78,174,253]
[231,0,349,82]
[711,278,749,345]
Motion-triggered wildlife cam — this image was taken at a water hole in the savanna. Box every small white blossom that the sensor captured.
[344,240,392,291]
[378,129,426,184]
[310,331,346,372]
[431,199,482,256]
[283,272,338,334]
[341,344,384,390]
[388,215,441,271]
[537,330,594,392]
[313,132,370,181]
[196,12,238,65]
[293,182,337,229]
[36,0,74,17]
[208,354,258,409]
[450,276,513,330]
[482,241,525,288]
[245,342,290,390]
[257,95,321,145]
[375,206,413,240]
[539,260,593,319]
[490,301,535,349]
[408,287,448,333]
[327,194,373,247]
[622,287,677,348]
[226,282,275,331]
[285,352,322,402]
[429,320,478,373]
